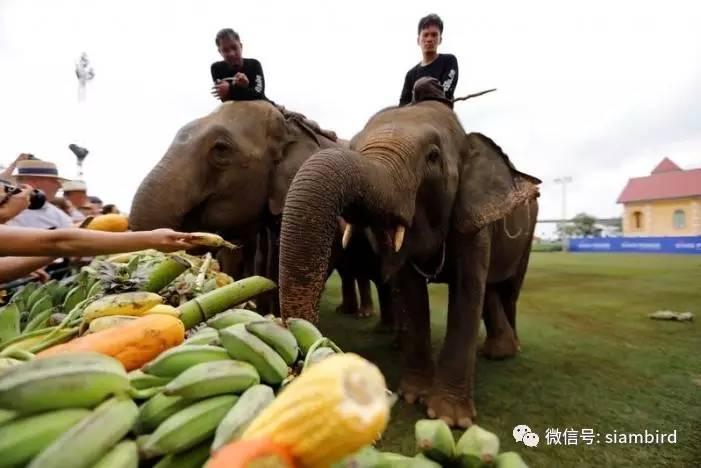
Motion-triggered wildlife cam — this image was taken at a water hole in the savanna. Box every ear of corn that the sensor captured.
[240,353,390,468]
[189,233,239,250]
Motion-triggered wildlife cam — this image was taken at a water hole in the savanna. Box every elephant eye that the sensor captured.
[211,141,231,164]
[426,148,441,164]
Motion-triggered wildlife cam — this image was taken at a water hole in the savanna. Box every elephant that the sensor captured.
[128,99,376,316]
[277,80,541,427]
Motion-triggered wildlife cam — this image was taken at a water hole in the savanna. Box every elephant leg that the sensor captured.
[480,284,518,360]
[356,276,374,318]
[396,266,433,405]
[426,231,489,428]
[374,282,396,335]
[502,243,533,345]
[336,268,359,315]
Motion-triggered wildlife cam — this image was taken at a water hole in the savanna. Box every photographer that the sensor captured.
[0,184,33,224]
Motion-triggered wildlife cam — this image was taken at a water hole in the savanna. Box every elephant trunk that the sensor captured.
[279,148,384,323]
[129,156,198,231]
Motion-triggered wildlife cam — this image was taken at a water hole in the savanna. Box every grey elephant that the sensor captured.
[128,99,375,316]
[278,81,541,427]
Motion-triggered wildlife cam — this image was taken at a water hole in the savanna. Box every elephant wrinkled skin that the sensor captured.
[278,93,541,427]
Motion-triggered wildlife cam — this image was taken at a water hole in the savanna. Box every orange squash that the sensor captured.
[86,213,130,232]
[37,314,185,370]
[208,439,296,468]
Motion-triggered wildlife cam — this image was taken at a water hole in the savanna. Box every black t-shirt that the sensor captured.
[210,58,266,101]
[399,53,459,105]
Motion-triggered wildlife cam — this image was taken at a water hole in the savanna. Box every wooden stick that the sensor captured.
[452,88,498,103]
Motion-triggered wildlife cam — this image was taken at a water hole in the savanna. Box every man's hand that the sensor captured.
[0,185,32,223]
[211,80,231,100]
[147,228,198,252]
[233,73,249,88]
[29,268,50,283]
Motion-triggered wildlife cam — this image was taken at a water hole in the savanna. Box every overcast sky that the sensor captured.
[1,0,700,237]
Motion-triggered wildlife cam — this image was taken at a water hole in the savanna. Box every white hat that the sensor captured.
[62,179,88,192]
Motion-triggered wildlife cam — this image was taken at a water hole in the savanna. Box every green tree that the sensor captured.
[572,212,598,236]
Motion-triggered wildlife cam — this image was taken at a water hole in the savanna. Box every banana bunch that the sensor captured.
[334,420,530,468]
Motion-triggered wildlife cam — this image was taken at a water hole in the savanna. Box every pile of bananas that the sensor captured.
[335,420,529,468]
[0,309,345,467]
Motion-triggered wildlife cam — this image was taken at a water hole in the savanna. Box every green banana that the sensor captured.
[128,369,172,390]
[0,304,20,344]
[26,327,79,354]
[0,357,23,372]
[495,452,528,468]
[153,440,212,468]
[0,351,130,413]
[220,323,288,385]
[26,283,51,311]
[164,360,260,399]
[28,397,138,468]
[62,285,87,314]
[93,440,139,468]
[332,445,383,468]
[140,395,237,458]
[413,453,443,467]
[142,344,230,377]
[286,317,323,354]
[211,384,274,451]
[0,408,17,425]
[133,392,194,435]
[0,408,90,468]
[183,327,221,346]
[378,452,415,467]
[50,283,70,308]
[23,307,53,333]
[0,326,54,352]
[455,424,500,466]
[9,282,38,310]
[415,419,455,464]
[206,309,265,330]
[27,294,52,323]
[306,346,336,367]
[245,320,299,365]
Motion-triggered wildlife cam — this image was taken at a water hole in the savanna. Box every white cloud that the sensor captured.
[1,0,700,220]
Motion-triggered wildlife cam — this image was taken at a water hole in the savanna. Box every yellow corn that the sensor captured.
[82,292,163,323]
[241,353,390,468]
[189,232,239,250]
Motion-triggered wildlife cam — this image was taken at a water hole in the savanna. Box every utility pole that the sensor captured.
[554,176,573,249]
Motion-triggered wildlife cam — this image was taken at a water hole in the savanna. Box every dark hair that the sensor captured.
[101,204,119,214]
[215,28,241,46]
[88,196,102,204]
[418,13,444,34]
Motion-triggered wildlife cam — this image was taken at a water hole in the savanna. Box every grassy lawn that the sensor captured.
[317,253,701,467]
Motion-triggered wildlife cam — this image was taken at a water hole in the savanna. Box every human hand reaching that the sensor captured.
[211,80,231,100]
[146,228,198,252]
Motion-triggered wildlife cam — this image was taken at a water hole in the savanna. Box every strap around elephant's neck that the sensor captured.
[411,241,446,281]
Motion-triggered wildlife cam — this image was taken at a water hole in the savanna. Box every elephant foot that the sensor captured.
[334,303,356,315]
[355,305,374,319]
[425,387,476,429]
[398,370,433,405]
[480,334,519,360]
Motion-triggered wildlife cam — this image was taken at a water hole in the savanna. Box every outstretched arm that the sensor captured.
[0,226,197,257]
[0,257,55,283]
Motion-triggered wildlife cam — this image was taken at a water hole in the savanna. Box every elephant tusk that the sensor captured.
[342,224,353,249]
[393,226,405,253]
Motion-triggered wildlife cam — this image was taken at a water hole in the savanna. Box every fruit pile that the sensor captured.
[335,420,528,467]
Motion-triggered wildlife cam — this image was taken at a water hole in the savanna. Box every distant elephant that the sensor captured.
[278,84,541,427]
[128,100,374,316]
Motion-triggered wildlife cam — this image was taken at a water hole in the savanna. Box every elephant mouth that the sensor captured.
[341,216,407,256]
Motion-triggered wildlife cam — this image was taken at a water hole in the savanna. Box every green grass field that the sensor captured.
[317,253,701,467]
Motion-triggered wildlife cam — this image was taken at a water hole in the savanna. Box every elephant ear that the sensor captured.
[267,113,325,216]
[454,132,541,234]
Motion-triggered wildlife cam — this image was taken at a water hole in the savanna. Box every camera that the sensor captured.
[2,184,47,210]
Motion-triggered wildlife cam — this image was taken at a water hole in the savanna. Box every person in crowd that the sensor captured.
[210,28,266,102]
[62,180,90,222]
[50,197,75,218]
[89,196,103,215]
[5,158,73,229]
[399,13,459,106]
[101,204,120,215]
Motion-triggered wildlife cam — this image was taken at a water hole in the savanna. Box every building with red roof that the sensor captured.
[617,158,701,237]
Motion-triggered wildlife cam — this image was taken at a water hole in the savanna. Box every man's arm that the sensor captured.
[399,69,414,106]
[0,257,55,283]
[0,226,196,257]
[439,55,459,100]
[228,60,265,101]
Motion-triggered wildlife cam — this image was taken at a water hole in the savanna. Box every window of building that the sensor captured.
[632,211,643,229]
[673,209,686,229]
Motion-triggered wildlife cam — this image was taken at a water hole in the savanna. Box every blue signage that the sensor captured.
[567,236,701,254]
